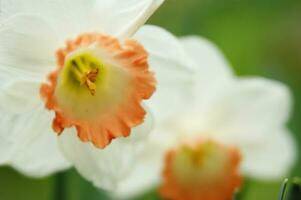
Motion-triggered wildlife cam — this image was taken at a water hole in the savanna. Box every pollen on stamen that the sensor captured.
[67,55,100,96]
[40,33,156,148]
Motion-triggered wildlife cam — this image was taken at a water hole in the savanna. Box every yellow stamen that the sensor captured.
[66,53,101,96]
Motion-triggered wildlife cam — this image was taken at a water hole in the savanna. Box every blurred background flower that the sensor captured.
[109,27,296,200]
[0,0,300,199]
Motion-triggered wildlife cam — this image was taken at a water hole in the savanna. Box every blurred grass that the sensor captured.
[0,167,55,200]
[0,0,300,199]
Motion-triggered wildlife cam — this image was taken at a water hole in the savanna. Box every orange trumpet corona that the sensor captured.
[40,33,156,148]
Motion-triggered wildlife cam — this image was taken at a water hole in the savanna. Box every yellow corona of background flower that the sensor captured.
[0,0,183,190]
[111,26,297,200]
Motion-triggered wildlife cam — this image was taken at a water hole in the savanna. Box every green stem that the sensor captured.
[55,172,67,200]
[278,179,289,200]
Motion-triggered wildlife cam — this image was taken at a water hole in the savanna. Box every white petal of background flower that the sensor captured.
[179,36,234,105]
[176,77,292,146]
[0,106,71,177]
[134,25,196,122]
[180,36,233,78]
[209,77,292,145]
[58,111,153,191]
[241,129,296,180]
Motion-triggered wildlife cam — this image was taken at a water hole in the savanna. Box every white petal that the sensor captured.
[188,77,292,145]
[0,15,58,79]
[58,111,153,190]
[0,0,164,39]
[0,15,58,114]
[112,153,161,199]
[134,25,197,122]
[0,79,41,114]
[95,0,165,38]
[112,129,171,199]
[0,105,71,177]
[241,129,296,180]
[0,1,98,38]
[180,36,234,103]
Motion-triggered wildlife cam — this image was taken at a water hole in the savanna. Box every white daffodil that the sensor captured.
[0,0,181,190]
[112,26,297,199]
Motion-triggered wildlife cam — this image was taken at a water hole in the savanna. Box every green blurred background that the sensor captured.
[0,0,300,199]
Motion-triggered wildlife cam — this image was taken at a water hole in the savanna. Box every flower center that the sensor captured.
[172,140,230,185]
[66,53,100,95]
[61,52,102,96]
[161,139,242,200]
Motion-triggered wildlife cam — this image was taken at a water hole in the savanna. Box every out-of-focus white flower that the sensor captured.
[112,26,297,199]
[0,0,177,190]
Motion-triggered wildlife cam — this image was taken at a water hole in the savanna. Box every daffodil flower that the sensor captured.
[0,0,172,190]
[111,26,297,199]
